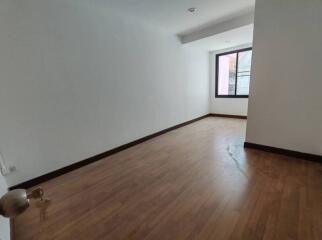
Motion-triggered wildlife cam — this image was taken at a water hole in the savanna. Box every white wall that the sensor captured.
[0,0,210,187]
[210,44,252,116]
[246,0,322,155]
[0,175,10,240]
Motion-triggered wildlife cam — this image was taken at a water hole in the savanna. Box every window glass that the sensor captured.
[237,50,252,95]
[218,53,237,95]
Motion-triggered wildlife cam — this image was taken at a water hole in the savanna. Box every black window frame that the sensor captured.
[215,47,252,98]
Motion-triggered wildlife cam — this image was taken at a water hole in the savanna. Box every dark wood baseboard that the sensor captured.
[9,114,211,190]
[210,113,247,119]
[244,142,322,162]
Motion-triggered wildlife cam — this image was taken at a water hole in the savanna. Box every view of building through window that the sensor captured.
[216,48,252,97]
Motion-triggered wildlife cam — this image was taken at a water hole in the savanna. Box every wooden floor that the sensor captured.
[14,117,322,240]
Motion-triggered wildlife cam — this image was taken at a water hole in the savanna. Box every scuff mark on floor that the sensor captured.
[226,144,249,179]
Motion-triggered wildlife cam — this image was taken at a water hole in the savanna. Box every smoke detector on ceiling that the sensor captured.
[188,7,197,13]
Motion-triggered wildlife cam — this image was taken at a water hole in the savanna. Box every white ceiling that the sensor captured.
[185,24,254,51]
[101,0,256,34]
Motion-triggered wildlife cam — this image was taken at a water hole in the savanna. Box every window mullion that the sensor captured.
[235,52,239,96]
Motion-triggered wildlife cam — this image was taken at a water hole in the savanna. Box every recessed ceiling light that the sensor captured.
[188,7,196,13]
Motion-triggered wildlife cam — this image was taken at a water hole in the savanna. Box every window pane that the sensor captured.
[237,50,252,95]
[218,53,237,95]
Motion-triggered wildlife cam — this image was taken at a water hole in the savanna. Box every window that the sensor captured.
[215,48,252,98]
